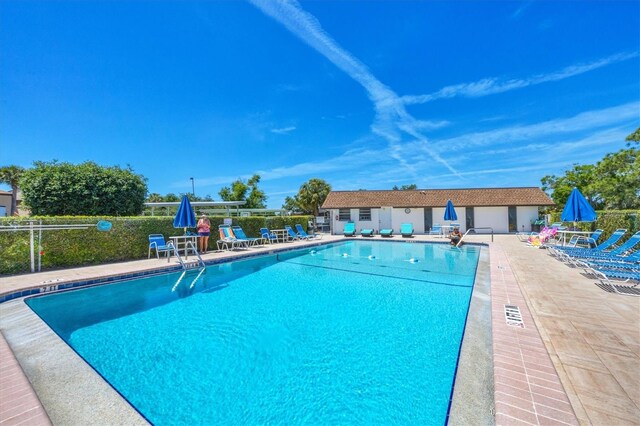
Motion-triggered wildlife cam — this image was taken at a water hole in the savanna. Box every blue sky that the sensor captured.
[2,1,638,208]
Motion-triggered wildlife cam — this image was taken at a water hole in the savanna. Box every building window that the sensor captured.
[359,208,371,221]
[338,208,351,221]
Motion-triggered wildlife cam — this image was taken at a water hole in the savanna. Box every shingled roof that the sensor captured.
[322,187,554,209]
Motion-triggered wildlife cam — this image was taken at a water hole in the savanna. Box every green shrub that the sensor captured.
[0,215,312,275]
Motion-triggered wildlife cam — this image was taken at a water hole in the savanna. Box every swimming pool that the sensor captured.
[27,240,480,425]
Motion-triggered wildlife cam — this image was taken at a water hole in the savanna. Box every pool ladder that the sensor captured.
[170,241,206,292]
[457,227,494,247]
[171,240,206,270]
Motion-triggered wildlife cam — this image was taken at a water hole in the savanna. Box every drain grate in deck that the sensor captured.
[504,304,525,328]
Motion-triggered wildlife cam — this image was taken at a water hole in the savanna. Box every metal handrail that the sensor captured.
[171,241,206,270]
[457,227,494,247]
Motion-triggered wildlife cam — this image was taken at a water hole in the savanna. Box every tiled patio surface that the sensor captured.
[497,236,640,425]
[490,244,579,425]
[1,234,638,425]
[0,333,51,426]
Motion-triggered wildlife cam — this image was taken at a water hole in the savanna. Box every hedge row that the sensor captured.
[548,210,639,243]
[0,215,312,276]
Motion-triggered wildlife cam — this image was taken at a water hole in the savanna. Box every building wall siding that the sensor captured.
[517,206,540,233]
[329,205,539,235]
[391,208,424,234]
[475,207,509,233]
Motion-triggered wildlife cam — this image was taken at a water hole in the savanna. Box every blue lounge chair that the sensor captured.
[360,229,374,237]
[217,225,248,250]
[555,229,627,255]
[380,228,393,237]
[295,224,320,239]
[285,225,304,241]
[567,231,639,260]
[566,229,603,248]
[586,267,640,297]
[581,251,640,270]
[429,224,442,236]
[343,222,356,237]
[401,223,414,238]
[148,234,173,262]
[260,227,278,244]
[232,226,262,246]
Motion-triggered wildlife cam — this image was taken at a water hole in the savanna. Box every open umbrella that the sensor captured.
[561,188,596,223]
[444,199,458,221]
[173,195,196,234]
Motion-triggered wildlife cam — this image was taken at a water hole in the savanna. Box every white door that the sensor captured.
[379,207,392,230]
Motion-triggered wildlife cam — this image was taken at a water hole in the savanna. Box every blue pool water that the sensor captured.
[27,241,480,425]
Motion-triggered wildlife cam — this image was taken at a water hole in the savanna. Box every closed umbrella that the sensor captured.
[173,195,196,234]
[561,188,597,223]
[444,199,458,221]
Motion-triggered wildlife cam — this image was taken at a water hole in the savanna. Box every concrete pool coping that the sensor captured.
[3,234,636,424]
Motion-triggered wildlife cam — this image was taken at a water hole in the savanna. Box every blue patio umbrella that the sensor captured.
[561,188,597,222]
[444,199,458,221]
[173,195,196,233]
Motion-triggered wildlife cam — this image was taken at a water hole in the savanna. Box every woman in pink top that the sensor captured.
[196,213,211,253]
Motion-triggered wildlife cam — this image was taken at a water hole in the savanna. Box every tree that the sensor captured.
[591,146,639,209]
[541,127,640,210]
[218,174,266,208]
[626,127,640,144]
[0,165,25,216]
[541,164,600,208]
[282,195,301,212]
[295,178,332,216]
[392,184,418,190]
[21,161,148,216]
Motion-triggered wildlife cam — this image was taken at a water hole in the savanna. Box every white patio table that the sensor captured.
[555,230,593,246]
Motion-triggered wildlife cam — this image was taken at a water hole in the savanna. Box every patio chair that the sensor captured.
[555,229,627,256]
[343,222,356,237]
[232,226,263,246]
[217,225,248,251]
[584,266,640,297]
[567,231,640,261]
[380,228,393,237]
[576,252,640,274]
[401,223,414,238]
[360,229,374,237]
[296,224,321,239]
[428,224,442,236]
[566,229,604,248]
[285,225,304,241]
[148,234,173,262]
[260,227,278,244]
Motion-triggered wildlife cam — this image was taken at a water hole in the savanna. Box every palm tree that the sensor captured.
[0,165,25,216]
[297,178,332,217]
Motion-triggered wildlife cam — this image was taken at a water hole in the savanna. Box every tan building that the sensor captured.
[321,187,555,235]
[0,190,26,217]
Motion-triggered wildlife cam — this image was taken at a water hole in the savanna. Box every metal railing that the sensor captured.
[171,240,206,270]
[457,227,494,247]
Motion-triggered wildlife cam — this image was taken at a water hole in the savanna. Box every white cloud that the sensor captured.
[270,126,297,134]
[402,51,639,105]
[248,0,459,177]
[432,102,639,152]
[511,1,533,19]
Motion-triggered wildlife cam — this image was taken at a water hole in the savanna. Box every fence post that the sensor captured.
[29,221,35,273]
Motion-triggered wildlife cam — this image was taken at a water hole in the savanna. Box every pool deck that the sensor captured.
[1,234,638,425]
